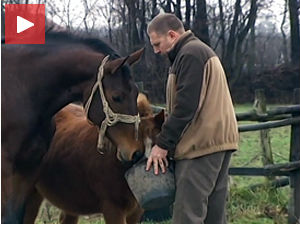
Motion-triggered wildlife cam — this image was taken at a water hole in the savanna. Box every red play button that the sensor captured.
[5,4,45,44]
[17,16,34,34]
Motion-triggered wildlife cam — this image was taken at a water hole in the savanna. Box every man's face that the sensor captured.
[149,31,176,55]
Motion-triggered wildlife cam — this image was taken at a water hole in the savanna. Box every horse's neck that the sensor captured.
[34,49,103,120]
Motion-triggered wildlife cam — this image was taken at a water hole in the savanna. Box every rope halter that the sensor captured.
[84,55,140,150]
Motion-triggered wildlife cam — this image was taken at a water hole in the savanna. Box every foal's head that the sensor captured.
[124,93,165,161]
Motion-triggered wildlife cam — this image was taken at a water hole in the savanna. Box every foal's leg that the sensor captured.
[23,188,44,223]
[59,211,79,224]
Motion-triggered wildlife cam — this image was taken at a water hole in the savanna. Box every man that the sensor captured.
[146,13,239,223]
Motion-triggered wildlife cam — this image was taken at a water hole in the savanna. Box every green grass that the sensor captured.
[35,104,292,224]
[227,104,290,223]
[228,185,289,224]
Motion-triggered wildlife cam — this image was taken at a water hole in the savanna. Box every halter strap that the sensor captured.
[84,55,140,151]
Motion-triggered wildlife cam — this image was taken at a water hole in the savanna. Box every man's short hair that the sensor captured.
[147,13,185,35]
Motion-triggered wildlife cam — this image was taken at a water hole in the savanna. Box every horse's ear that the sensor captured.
[154,109,165,128]
[126,47,145,66]
[106,56,129,75]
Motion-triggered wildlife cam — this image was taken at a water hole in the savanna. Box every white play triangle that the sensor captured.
[17,16,34,33]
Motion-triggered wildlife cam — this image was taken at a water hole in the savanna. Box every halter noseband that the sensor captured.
[84,55,140,150]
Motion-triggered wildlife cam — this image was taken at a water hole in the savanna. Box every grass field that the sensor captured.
[227,104,291,224]
[35,104,292,224]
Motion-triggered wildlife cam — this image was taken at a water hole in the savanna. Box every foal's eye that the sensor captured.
[112,95,122,103]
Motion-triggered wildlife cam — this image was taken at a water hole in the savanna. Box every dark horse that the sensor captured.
[1,31,144,223]
[23,94,164,223]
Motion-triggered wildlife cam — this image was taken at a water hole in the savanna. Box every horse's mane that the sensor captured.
[137,93,153,117]
[43,29,131,80]
[45,30,120,60]
[46,31,119,59]
[2,20,120,61]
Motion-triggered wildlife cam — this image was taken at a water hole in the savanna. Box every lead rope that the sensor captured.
[84,55,140,151]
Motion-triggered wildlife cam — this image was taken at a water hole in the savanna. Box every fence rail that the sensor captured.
[238,116,300,132]
[236,105,300,121]
[229,160,300,176]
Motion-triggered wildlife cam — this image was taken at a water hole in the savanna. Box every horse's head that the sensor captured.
[83,48,145,162]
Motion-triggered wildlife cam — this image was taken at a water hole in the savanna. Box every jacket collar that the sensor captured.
[167,30,194,63]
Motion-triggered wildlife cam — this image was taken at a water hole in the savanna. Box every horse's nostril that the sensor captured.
[132,151,143,164]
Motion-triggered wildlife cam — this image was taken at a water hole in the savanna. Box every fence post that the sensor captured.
[254,89,274,173]
[288,88,300,223]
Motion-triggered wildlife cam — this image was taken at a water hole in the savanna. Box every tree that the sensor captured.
[1,1,5,36]
[288,0,300,66]
[280,0,289,64]
[124,0,142,50]
[218,0,226,60]
[184,0,191,29]
[193,0,210,45]
[223,0,258,87]
[159,0,173,13]
[175,0,182,20]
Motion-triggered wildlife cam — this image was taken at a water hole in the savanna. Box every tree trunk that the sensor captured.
[175,0,182,20]
[184,0,191,30]
[160,0,172,13]
[288,0,300,66]
[231,0,257,86]
[151,0,158,18]
[193,0,210,46]
[192,0,196,24]
[224,0,241,79]
[247,26,256,79]
[118,0,128,54]
[1,1,5,37]
[125,0,141,51]
[280,0,289,64]
[218,0,225,61]
[139,0,146,42]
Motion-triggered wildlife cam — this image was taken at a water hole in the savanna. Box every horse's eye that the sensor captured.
[112,95,122,103]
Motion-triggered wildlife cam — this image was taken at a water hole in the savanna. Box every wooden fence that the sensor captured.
[150,88,300,223]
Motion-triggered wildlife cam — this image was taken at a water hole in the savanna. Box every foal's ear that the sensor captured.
[154,109,165,128]
[126,47,145,66]
[106,56,129,75]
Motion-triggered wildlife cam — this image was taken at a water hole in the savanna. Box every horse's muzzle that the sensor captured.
[118,149,144,167]
[132,151,144,164]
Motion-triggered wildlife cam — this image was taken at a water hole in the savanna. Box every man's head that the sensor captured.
[147,13,185,55]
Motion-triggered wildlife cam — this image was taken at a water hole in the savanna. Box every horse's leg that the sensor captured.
[102,204,127,224]
[23,187,44,223]
[126,204,144,224]
[1,156,35,223]
[2,173,40,223]
[59,212,79,224]
[1,150,48,224]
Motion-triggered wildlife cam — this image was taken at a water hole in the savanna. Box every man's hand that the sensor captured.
[146,145,169,175]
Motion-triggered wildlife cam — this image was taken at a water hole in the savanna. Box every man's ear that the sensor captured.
[168,30,177,39]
